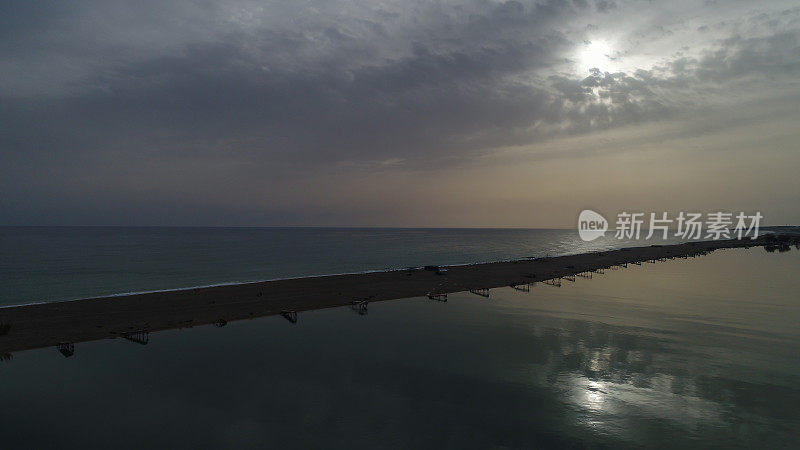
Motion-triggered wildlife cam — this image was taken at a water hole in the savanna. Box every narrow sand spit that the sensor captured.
[0,237,783,355]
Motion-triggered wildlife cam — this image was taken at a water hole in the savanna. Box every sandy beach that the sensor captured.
[0,236,786,356]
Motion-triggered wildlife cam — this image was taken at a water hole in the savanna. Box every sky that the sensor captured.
[1,0,799,227]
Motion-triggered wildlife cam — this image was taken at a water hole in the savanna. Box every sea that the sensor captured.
[1,226,696,306]
[0,227,797,448]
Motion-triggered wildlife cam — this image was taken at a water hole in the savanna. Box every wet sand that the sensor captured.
[0,237,776,355]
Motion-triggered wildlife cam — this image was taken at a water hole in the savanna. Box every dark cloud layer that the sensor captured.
[1,0,799,225]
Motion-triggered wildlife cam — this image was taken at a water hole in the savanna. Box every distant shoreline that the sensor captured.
[0,235,793,356]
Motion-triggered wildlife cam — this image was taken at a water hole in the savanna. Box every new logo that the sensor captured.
[578,209,608,242]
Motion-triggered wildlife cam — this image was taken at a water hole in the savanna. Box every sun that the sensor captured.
[578,40,614,73]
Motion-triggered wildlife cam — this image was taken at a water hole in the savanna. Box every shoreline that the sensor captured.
[0,248,675,310]
[0,240,707,309]
[0,236,787,356]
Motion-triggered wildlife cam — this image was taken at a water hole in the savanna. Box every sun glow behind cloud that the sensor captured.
[578,40,615,73]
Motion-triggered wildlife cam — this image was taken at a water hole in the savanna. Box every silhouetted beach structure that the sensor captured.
[763,233,800,252]
[57,342,74,358]
[469,288,490,298]
[122,330,149,345]
[544,278,562,287]
[510,283,531,292]
[280,310,298,323]
[350,301,368,315]
[766,244,792,252]
[427,293,447,302]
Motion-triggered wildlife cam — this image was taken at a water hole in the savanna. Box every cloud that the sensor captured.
[1,0,799,225]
